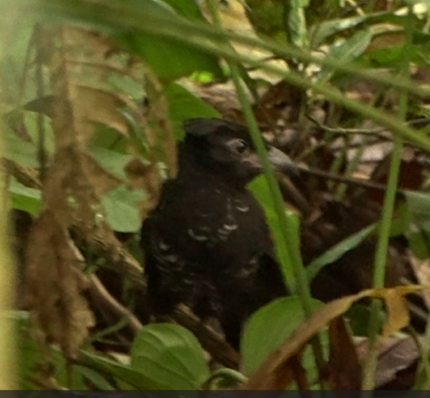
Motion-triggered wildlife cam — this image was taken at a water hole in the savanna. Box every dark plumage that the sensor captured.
[141,118,291,348]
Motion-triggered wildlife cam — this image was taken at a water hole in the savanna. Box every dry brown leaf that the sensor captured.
[80,151,122,195]
[25,211,95,358]
[144,70,177,177]
[380,289,410,338]
[242,353,305,390]
[368,28,404,52]
[74,85,132,137]
[22,27,129,363]
[3,159,42,189]
[242,285,427,390]
[46,26,144,143]
[189,81,243,121]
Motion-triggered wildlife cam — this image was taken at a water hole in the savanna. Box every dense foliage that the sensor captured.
[1,0,430,390]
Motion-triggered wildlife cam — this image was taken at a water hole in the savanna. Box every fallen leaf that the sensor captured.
[356,336,421,389]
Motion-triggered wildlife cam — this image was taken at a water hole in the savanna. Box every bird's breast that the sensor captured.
[145,184,271,277]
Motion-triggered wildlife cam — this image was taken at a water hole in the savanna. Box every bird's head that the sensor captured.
[180,118,295,186]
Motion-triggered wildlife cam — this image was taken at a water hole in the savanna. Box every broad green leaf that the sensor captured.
[76,366,116,390]
[4,128,145,231]
[131,323,210,390]
[0,18,35,104]
[89,146,135,179]
[117,32,221,82]
[80,350,157,390]
[3,126,43,168]
[8,178,42,215]
[241,296,324,376]
[101,185,146,233]
[164,83,220,139]
[111,0,222,81]
[91,126,127,153]
[107,72,145,100]
[3,111,55,168]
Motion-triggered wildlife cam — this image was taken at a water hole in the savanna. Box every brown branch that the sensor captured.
[87,274,143,335]
[172,309,241,370]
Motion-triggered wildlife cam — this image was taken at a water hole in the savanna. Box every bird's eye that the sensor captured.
[228,139,249,155]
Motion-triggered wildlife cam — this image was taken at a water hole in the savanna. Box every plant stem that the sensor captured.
[204,1,327,389]
[361,5,413,391]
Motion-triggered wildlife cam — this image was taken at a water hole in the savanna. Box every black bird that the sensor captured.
[141,118,292,348]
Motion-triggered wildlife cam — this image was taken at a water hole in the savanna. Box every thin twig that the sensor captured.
[87,274,143,335]
[297,165,405,197]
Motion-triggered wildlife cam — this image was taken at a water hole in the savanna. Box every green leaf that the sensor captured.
[76,366,116,390]
[405,190,430,230]
[366,44,405,67]
[89,146,134,179]
[249,175,296,287]
[116,33,220,82]
[305,203,415,281]
[0,19,35,104]
[1,0,221,82]
[131,323,210,390]
[241,296,324,376]
[3,111,55,168]
[319,29,373,82]
[287,0,309,48]
[3,126,41,168]
[245,0,288,42]
[164,82,220,139]
[101,185,146,233]
[8,178,42,215]
[310,11,394,48]
[161,0,206,21]
[80,350,156,390]
[111,0,222,81]
[306,223,377,282]
[408,230,430,259]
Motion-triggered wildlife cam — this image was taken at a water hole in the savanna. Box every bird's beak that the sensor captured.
[267,146,297,175]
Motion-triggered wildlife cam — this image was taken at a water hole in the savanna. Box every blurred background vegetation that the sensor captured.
[2,0,430,390]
